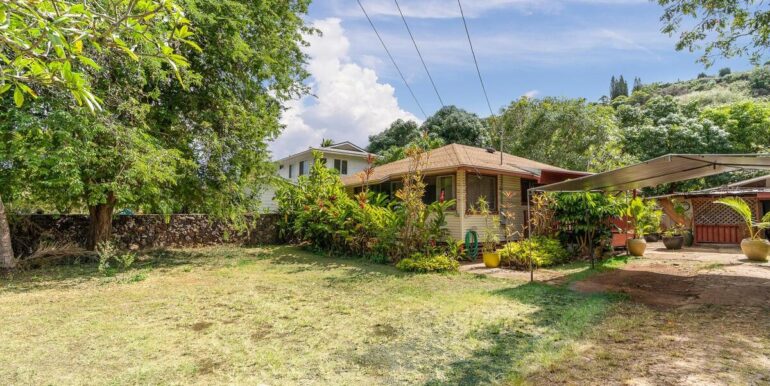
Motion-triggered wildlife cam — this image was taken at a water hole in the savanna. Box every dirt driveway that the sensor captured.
[572,242,770,308]
[523,243,770,385]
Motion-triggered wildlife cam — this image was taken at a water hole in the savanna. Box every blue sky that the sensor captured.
[269,0,753,158]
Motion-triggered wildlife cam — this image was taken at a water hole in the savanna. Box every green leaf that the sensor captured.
[0,84,11,94]
[13,86,24,107]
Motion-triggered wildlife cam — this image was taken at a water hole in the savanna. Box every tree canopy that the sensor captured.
[1,0,315,249]
[659,0,770,66]
[0,0,195,110]
[421,105,489,147]
[367,119,421,154]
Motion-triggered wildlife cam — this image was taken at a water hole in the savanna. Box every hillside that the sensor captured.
[639,67,770,106]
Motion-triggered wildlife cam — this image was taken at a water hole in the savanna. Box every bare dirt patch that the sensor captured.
[571,243,770,308]
[527,303,770,385]
[190,321,213,332]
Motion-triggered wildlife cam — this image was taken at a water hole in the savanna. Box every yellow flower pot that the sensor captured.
[741,238,770,262]
[483,251,501,268]
[627,238,647,257]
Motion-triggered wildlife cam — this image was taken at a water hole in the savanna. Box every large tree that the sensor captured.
[421,105,489,147]
[149,0,314,222]
[1,0,314,259]
[0,0,192,267]
[497,97,631,172]
[367,119,421,154]
[659,0,770,66]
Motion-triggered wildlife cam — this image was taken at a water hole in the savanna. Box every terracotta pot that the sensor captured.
[482,251,501,268]
[662,236,684,250]
[627,238,647,256]
[740,238,770,262]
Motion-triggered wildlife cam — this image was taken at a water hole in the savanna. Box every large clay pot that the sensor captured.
[662,236,684,250]
[482,251,501,268]
[627,238,647,256]
[740,238,770,262]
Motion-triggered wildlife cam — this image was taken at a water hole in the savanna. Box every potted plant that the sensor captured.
[661,224,685,250]
[714,197,770,261]
[672,199,694,246]
[476,197,501,268]
[626,197,662,257]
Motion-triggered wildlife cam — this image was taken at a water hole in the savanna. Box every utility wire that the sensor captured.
[357,0,427,119]
[457,0,494,116]
[393,0,445,107]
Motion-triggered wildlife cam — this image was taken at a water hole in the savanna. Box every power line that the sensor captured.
[393,0,444,107]
[356,0,427,119]
[457,0,494,117]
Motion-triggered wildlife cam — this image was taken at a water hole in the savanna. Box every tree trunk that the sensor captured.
[0,194,15,269]
[87,192,116,251]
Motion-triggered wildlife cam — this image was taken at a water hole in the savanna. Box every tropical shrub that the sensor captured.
[625,197,662,238]
[552,192,621,257]
[395,253,459,273]
[276,149,456,263]
[499,237,569,269]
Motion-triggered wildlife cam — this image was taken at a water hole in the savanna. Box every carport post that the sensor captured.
[527,188,533,282]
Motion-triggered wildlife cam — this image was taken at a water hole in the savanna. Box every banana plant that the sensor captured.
[714,197,770,240]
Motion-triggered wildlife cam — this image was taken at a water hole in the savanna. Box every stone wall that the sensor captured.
[9,214,281,257]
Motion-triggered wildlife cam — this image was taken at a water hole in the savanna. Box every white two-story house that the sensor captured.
[259,141,375,212]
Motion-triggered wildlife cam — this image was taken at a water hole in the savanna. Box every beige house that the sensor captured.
[341,144,588,241]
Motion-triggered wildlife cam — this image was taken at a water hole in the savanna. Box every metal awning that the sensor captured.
[534,154,770,192]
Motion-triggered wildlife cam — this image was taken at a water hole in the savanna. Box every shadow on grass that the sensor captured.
[1,245,403,293]
[544,255,633,286]
[0,245,277,293]
[429,283,622,385]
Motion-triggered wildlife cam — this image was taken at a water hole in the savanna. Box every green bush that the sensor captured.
[396,253,459,273]
[499,237,569,269]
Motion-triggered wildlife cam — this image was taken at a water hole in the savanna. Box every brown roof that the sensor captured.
[341,143,588,186]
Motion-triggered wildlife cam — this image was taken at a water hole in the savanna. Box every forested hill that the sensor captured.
[637,67,770,107]
[367,67,770,193]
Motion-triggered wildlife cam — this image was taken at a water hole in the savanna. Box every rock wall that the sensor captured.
[9,214,280,257]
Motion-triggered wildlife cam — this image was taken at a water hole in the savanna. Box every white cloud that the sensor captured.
[270,18,419,159]
[523,90,539,98]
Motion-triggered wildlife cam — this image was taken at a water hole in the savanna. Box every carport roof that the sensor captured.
[535,154,770,192]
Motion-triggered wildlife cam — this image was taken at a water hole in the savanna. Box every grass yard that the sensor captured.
[2,246,769,385]
[0,246,618,385]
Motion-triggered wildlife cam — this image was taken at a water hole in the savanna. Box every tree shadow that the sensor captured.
[0,245,276,293]
[429,283,620,385]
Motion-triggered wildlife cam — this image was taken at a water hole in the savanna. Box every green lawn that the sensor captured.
[0,246,619,385]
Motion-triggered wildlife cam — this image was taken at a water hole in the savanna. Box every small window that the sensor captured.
[436,175,455,203]
[288,164,293,178]
[279,164,284,170]
[334,159,348,175]
[299,161,306,176]
[467,175,498,211]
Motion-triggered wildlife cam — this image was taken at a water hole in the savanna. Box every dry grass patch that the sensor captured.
[0,246,616,385]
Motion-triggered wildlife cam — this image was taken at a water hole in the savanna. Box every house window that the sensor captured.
[279,164,284,170]
[436,175,455,203]
[521,179,538,204]
[288,164,293,178]
[467,175,498,211]
[299,161,306,176]
[334,159,348,175]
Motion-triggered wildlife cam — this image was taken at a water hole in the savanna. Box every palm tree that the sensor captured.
[320,138,334,147]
